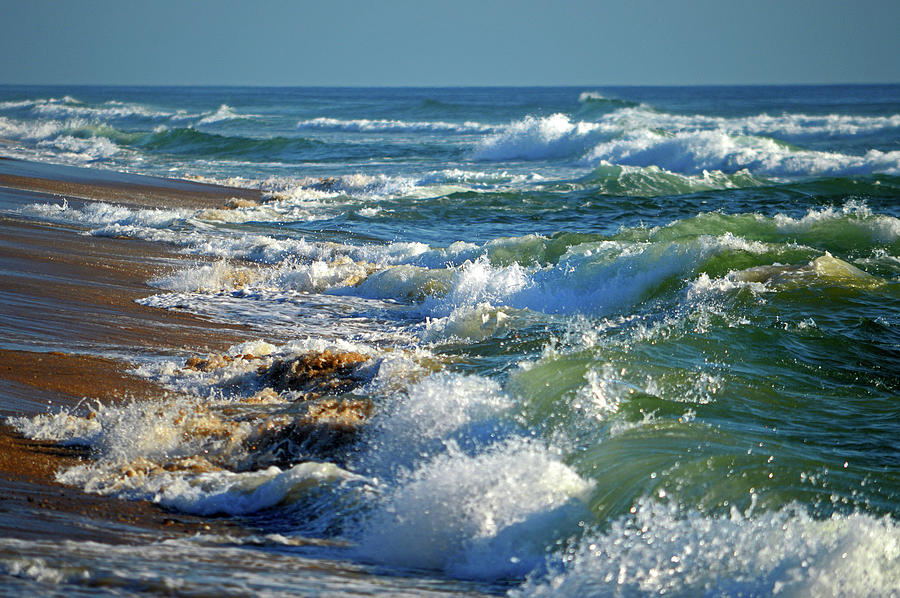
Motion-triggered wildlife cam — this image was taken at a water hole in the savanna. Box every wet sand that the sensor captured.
[0,155,262,210]
[0,158,262,542]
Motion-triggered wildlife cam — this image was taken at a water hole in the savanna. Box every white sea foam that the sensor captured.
[415,241,693,318]
[578,91,608,103]
[360,373,513,475]
[347,232,778,322]
[349,264,452,301]
[239,172,423,202]
[0,115,72,140]
[687,271,769,301]
[186,168,533,207]
[21,199,388,272]
[9,339,369,517]
[422,258,532,315]
[60,461,360,516]
[774,200,900,242]
[8,407,102,444]
[353,367,594,580]
[31,99,173,121]
[0,95,80,111]
[36,134,121,161]
[30,193,841,320]
[583,129,900,176]
[608,105,900,140]
[1,555,71,585]
[0,98,46,110]
[151,254,375,296]
[357,439,594,579]
[472,108,900,177]
[416,167,539,187]
[423,303,520,342]
[197,103,250,125]
[275,258,375,293]
[581,161,769,196]
[25,200,190,229]
[296,117,495,134]
[516,501,900,598]
[474,114,611,161]
[0,115,134,165]
[150,261,261,293]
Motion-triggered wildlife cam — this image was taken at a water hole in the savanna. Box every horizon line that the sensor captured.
[1,81,899,89]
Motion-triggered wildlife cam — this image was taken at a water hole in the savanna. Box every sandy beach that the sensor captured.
[0,158,260,542]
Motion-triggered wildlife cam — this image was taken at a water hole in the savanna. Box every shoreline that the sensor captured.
[0,156,262,210]
[0,157,263,543]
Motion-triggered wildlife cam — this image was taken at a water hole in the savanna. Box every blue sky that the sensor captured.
[2,0,898,86]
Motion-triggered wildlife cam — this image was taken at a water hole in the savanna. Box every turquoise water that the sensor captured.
[1,85,899,596]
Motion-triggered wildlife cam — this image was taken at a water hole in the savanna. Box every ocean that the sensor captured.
[1,84,898,596]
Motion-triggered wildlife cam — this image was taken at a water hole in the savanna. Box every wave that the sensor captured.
[35,134,121,162]
[197,103,255,125]
[689,253,885,302]
[474,110,900,176]
[31,99,175,121]
[24,194,895,312]
[583,129,900,176]
[296,116,495,134]
[578,161,770,196]
[620,200,900,256]
[0,117,136,163]
[132,127,321,159]
[254,172,422,201]
[0,115,77,140]
[578,91,639,106]
[608,106,900,140]
[352,236,742,320]
[473,113,613,161]
[0,95,191,123]
[0,95,81,111]
[20,121,322,161]
[576,91,642,116]
[347,199,896,323]
[0,96,258,129]
[357,437,592,579]
[517,501,900,597]
[0,98,51,110]
[189,169,536,206]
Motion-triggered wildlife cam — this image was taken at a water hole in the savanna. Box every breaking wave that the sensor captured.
[474,112,900,177]
[297,117,495,134]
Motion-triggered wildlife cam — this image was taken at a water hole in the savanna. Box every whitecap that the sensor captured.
[516,501,900,598]
[296,116,495,134]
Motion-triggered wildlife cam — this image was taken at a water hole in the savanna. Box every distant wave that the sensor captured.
[0,97,258,127]
[0,115,322,163]
[296,117,496,134]
[134,127,321,160]
[197,104,257,125]
[583,129,900,177]
[473,113,614,161]
[607,106,900,139]
[473,112,900,176]
[0,95,81,111]
[31,100,174,121]
[578,91,640,108]
[0,96,178,121]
